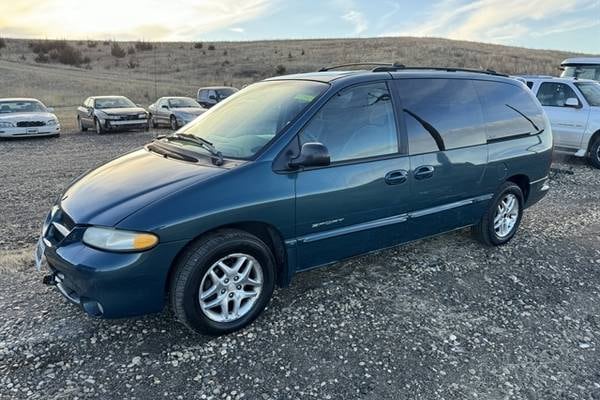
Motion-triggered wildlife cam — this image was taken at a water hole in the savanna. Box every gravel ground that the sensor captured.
[1,132,599,400]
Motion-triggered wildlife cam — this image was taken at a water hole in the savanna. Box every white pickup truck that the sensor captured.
[560,58,600,82]
[521,76,600,168]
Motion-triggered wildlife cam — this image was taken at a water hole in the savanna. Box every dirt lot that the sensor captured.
[1,131,599,400]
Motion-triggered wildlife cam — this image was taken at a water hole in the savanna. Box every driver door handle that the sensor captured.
[414,165,435,180]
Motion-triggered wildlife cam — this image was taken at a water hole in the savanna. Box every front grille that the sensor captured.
[119,114,140,121]
[17,121,46,127]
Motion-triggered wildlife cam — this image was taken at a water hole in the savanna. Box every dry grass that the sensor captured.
[0,247,34,274]
[0,36,595,132]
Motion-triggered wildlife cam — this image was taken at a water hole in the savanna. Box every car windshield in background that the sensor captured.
[562,66,600,81]
[169,98,201,108]
[216,88,237,99]
[0,100,46,114]
[179,80,327,159]
[575,82,600,106]
[95,97,136,109]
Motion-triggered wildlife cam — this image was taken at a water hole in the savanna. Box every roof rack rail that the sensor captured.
[318,62,405,72]
[371,65,508,77]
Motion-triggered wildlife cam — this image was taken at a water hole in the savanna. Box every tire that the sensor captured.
[589,136,600,169]
[50,134,60,138]
[95,118,105,134]
[472,182,524,246]
[170,229,276,335]
[170,115,178,131]
[77,117,87,132]
[149,114,157,129]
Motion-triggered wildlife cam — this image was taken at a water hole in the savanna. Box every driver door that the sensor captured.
[293,81,412,270]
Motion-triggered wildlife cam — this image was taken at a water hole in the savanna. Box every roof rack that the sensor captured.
[318,62,405,72]
[371,65,508,77]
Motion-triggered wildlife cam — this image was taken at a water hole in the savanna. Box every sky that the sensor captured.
[0,0,599,53]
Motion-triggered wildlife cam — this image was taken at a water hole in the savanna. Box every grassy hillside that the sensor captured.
[0,36,595,131]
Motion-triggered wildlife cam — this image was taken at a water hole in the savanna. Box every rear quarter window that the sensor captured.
[475,80,545,142]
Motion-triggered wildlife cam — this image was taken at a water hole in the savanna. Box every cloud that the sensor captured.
[0,0,273,40]
[382,0,599,45]
[342,10,368,34]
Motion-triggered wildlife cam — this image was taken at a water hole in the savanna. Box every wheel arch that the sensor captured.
[587,129,600,153]
[506,174,530,203]
[164,221,290,298]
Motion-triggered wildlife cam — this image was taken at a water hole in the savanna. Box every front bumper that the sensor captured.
[36,208,188,318]
[102,119,148,131]
[0,125,60,137]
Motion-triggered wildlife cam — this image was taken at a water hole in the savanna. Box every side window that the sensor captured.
[475,80,545,142]
[208,90,217,100]
[396,78,486,155]
[299,82,399,163]
[536,82,579,107]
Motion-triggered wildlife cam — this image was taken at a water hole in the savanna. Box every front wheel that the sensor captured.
[149,114,157,129]
[95,118,105,134]
[472,182,524,246]
[170,229,276,335]
[77,116,87,132]
[170,115,178,131]
[588,137,600,169]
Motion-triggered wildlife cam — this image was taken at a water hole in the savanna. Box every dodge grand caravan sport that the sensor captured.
[36,65,552,335]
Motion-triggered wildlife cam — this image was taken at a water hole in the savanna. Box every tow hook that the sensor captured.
[42,274,57,286]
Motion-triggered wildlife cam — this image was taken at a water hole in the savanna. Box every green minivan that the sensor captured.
[37,65,552,335]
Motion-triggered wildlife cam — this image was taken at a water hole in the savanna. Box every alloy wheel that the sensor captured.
[493,193,519,238]
[198,253,263,323]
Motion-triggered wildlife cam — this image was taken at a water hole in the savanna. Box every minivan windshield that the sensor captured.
[575,82,600,106]
[179,80,327,159]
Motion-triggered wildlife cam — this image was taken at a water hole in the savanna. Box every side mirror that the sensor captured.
[161,105,169,109]
[46,107,55,113]
[565,97,580,108]
[288,142,330,169]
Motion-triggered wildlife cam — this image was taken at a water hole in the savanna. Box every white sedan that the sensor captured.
[0,98,61,138]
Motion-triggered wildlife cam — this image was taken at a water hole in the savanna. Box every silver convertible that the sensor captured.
[148,97,206,130]
[0,98,60,138]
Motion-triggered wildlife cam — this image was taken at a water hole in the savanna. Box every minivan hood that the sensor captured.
[61,148,226,226]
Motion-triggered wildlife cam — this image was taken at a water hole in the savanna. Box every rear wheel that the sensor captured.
[170,229,276,335]
[95,118,105,134]
[472,182,524,246]
[170,115,178,131]
[589,136,600,169]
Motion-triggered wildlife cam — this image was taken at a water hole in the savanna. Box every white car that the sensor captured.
[0,98,61,138]
[521,76,600,168]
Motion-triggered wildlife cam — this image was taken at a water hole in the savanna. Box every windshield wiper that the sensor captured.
[157,133,224,166]
[147,142,198,162]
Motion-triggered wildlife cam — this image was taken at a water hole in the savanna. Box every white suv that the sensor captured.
[522,76,600,168]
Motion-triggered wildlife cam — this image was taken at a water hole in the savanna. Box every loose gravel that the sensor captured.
[1,132,599,400]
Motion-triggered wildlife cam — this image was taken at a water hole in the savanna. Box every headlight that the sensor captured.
[46,118,58,126]
[138,113,147,119]
[0,121,15,128]
[82,227,159,252]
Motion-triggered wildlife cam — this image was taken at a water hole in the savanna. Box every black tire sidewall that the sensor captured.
[179,237,275,335]
[170,115,178,130]
[486,184,524,245]
[590,138,600,169]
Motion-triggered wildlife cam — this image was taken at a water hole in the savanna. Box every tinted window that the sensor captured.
[396,78,485,155]
[536,82,579,107]
[476,81,544,141]
[299,82,398,163]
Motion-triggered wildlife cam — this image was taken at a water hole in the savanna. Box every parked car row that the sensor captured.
[0,86,240,139]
